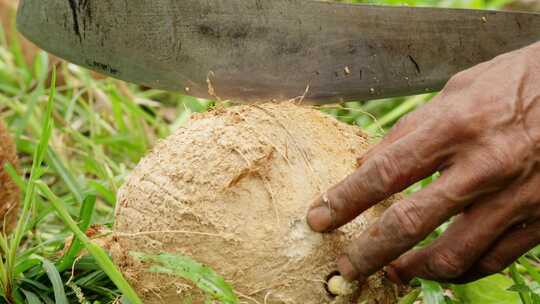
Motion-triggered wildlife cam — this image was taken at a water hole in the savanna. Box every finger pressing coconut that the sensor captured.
[307,41,540,284]
[112,103,400,303]
[0,118,19,233]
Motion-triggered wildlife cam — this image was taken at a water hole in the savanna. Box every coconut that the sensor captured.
[0,118,19,232]
[112,103,399,304]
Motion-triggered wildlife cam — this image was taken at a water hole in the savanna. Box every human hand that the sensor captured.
[307,41,540,284]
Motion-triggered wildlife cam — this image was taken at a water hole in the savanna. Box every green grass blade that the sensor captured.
[74,269,108,286]
[12,288,25,304]
[19,278,50,292]
[37,258,68,304]
[6,68,56,300]
[510,263,533,304]
[12,82,43,138]
[518,257,540,285]
[56,195,96,272]
[398,288,421,304]
[133,252,239,304]
[88,181,116,205]
[14,258,42,276]
[365,94,432,133]
[6,30,30,84]
[32,52,49,84]
[46,147,84,204]
[3,163,24,192]
[85,243,139,302]
[36,183,142,304]
[0,237,8,299]
[21,289,43,304]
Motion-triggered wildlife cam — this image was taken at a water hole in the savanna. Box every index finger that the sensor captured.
[307,127,449,232]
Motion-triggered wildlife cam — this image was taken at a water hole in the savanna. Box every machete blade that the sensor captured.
[16,0,540,103]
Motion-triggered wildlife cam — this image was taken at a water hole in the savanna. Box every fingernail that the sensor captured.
[307,206,332,232]
[338,255,364,283]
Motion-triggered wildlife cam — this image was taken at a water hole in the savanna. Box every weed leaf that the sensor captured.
[508,284,532,293]
[132,252,238,304]
[420,279,446,304]
[56,195,96,272]
[452,274,520,304]
[38,257,68,304]
[398,288,421,304]
[21,289,42,304]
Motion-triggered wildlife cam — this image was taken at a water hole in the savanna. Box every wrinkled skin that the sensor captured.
[307,41,540,284]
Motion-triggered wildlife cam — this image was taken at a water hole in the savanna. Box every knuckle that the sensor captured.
[444,73,465,89]
[365,153,402,196]
[455,148,516,197]
[392,114,414,132]
[428,250,467,279]
[467,164,497,190]
[486,148,518,179]
[444,70,476,93]
[333,176,362,211]
[385,202,423,241]
[477,254,507,274]
[440,107,475,139]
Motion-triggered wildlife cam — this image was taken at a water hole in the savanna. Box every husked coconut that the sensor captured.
[0,118,19,232]
[112,103,399,304]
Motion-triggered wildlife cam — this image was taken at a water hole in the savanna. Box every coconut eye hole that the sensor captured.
[325,271,355,297]
[325,271,341,297]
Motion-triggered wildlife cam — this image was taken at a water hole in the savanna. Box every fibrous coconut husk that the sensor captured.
[0,118,19,233]
[112,103,399,304]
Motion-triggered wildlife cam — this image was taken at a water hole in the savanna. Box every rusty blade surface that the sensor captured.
[17,0,540,103]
